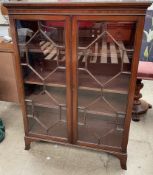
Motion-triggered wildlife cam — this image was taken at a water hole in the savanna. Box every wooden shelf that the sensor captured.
[23,65,130,94]
[25,85,127,117]
[19,43,65,55]
[24,68,66,88]
[78,90,127,116]
[78,71,130,94]
[25,86,66,108]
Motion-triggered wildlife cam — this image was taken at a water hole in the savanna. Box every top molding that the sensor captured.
[3,0,152,15]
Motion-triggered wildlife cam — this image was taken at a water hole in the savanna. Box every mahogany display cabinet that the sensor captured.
[4,0,152,170]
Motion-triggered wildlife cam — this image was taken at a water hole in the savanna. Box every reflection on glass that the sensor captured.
[16,20,67,139]
[77,21,135,147]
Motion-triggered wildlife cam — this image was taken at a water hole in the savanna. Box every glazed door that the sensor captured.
[14,16,72,143]
[72,16,138,150]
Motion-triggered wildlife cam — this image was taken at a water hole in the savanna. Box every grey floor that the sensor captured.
[0,80,153,175]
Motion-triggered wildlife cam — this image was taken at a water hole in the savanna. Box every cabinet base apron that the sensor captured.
[24,135,127,170]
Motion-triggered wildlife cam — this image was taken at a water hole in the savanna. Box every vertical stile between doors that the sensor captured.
[72,16,78,144]
[65,16,73,143]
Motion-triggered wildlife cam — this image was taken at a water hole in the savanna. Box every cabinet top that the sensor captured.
[3,0,152,8]
[3,0,152,16]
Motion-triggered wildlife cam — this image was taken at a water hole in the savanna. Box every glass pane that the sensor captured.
[16,20,68,139]
[77,21,136,147]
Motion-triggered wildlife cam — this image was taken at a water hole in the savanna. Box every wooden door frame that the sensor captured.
[72,15,145,153]
[9,14,73,144]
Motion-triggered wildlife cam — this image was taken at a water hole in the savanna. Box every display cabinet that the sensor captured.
[4,0,151,170]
